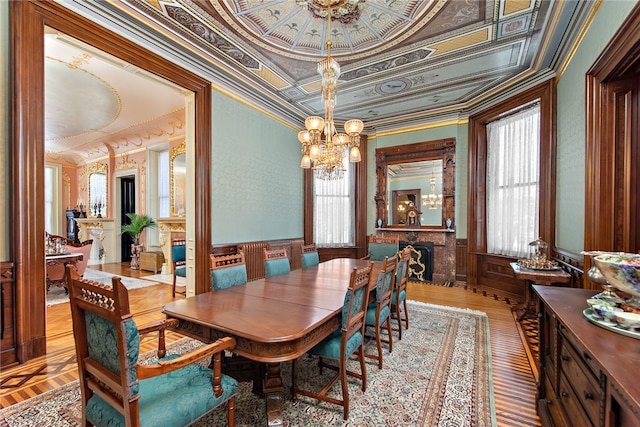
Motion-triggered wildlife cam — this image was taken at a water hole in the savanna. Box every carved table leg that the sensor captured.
[263,362,285,427]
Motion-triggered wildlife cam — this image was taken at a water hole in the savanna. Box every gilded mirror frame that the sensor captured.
[170,142,186,217]
[87,163,108,218]
[375,138,455,229]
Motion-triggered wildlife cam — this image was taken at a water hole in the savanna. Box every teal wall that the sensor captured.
[369,123,469,238]
[555,0,636,253]
[211,91,302,244]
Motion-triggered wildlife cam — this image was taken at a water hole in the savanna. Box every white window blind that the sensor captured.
[486,104,540,258]
[44,166,54,233]
[313,155,355,247]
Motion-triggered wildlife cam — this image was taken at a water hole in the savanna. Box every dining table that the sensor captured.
[163,257,380,426]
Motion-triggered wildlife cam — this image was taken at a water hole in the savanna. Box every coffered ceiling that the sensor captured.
[46,0,594,165]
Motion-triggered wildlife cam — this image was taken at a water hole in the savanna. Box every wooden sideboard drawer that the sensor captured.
[558,373,595,427]
[559,338,603,424]
[140,251,164,273]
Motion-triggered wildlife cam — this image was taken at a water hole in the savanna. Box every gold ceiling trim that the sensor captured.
[503,0,534,17]
[374,118,469,138]
[428,27,491,57]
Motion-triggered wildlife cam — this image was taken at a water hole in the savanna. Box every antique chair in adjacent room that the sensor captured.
[362,235,399,261]
[392,248,411,340]
[66,267,238,427]
[263,247,290,278]
[291,262,374,420]
[210,251,248,291]
[301,243,320,268]
[171,239,187,297]
[67,239,93,277]
[365,255,398,369]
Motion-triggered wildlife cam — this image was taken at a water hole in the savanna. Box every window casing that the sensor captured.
[486,105,541,258]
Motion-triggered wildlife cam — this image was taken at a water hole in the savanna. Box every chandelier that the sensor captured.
[297,2,364,180]
[422,165,443,210]
[296,0,366,24]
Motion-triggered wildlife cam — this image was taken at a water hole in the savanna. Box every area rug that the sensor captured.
[46,269,165,307]
[141,273,185,287]
[0,301,496,426]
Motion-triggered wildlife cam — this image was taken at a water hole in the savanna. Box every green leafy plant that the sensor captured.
[121,213,157,245]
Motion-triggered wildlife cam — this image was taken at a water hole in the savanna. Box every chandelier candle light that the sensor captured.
[298,1,364,180]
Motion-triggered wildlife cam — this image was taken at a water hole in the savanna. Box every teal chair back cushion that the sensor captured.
[396,256,408,283]
[368,243,398,261]
[265,258,290,278]
[301,251,320,268]
[211,264,248,291]
[85,311,140,395]
[171,245,186,262]
[86,354,239,427]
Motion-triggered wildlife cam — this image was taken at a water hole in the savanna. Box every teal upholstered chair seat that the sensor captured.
[86,357,238,427]
[171,240,187,297]
[292,263,374,420]
[211,264,247,290]
[264,248,290,278]
[301,244,320,268]
[67,268,238,427]
[364,255,398,369]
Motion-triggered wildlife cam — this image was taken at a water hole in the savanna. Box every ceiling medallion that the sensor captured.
[296,0,366,24]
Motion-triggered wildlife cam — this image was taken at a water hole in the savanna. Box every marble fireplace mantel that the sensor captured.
[375,228,455,283]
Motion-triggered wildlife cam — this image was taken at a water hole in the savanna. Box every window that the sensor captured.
[158,150,170,217]
[486,104,540,257]
[44,166,55,233]
[313,153,356,247]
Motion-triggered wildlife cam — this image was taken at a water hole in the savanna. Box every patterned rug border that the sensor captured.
[1,302,497,427]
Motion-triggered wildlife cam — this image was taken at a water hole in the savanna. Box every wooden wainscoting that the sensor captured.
[455,238,467,284]
[473,253,524,297]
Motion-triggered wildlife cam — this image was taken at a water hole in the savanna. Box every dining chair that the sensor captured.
[301,243,320,268]
[263,247,290,278]
[291,262,374,420]
[362,235,399,261]
[171,239,187,297]
[66,239,93,277]
[365,254,398,369]
[66,267,239,427]
[210,251,247,291]
[392,248,411,340]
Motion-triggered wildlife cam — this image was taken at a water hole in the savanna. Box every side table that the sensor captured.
[510,262,571,321]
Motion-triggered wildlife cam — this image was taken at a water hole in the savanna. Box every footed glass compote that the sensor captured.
[593,253,640,308]
[582,251,623,303]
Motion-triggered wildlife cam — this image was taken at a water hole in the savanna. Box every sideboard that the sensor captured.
[534,286,639,427]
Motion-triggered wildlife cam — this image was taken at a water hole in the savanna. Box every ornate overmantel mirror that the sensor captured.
[87,163,108,218]
[375,138,455,229]
[170,142,186,217]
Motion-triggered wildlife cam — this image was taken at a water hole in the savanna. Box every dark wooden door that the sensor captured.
[120,176,136,261]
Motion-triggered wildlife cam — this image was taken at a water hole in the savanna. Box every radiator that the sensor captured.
[239,241,269,281]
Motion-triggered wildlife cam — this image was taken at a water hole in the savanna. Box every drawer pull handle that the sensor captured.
[561,354,569,361]
[561,392,569,398]
[583,352,591,360]
[584,391,593,400]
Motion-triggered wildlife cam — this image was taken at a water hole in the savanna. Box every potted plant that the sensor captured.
[121,213,157,269]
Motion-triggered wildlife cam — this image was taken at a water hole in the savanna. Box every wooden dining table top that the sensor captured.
[163,257,379,362]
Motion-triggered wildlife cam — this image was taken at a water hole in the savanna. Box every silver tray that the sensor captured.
[583,308,640,340]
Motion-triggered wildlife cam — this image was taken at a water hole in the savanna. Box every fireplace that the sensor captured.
[400,241,434,282]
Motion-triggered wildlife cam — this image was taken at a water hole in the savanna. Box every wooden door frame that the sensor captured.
[10,0,212,362]
[584,3,640,271]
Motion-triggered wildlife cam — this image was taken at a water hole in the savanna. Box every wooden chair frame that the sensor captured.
[210,251,245,270]
[67,267,237,427]
[291,262,374,420]
[171,239,187,297]
[365,255,398,369]
[392,248,411,340]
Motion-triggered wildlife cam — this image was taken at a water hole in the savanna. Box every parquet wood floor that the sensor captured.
[0,263,541,426]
